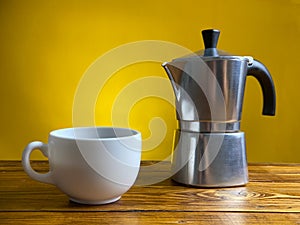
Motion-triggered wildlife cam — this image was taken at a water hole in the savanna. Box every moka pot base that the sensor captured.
[171,130,248,187]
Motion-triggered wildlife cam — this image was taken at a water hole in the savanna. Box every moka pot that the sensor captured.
[162,29,276,187]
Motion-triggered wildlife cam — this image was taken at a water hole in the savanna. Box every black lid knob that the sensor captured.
[202,29,220,56]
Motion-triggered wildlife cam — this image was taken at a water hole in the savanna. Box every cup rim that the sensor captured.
[49,126,141,141]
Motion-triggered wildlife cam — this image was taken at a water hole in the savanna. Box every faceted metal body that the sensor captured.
[163,30,275,187]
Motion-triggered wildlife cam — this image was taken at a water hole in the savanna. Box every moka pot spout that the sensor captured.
[162,62,180,97]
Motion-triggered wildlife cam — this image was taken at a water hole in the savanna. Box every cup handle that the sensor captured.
[22,141,54,185]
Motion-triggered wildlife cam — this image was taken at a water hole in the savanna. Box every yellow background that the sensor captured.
[0,0,299,162]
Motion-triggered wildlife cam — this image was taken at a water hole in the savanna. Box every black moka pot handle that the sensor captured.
[247,60,276,116]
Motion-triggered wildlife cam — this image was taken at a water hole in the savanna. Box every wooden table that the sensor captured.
[1,161,300,224]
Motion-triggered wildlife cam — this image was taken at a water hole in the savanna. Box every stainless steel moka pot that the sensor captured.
[162,29,276,187]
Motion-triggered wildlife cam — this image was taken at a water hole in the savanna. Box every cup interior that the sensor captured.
[50,127,139,140]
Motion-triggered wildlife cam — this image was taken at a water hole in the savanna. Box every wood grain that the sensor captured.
[1,161,300,224]
[1,212,299,225]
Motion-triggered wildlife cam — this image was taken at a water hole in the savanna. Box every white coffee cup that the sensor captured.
[22,127,142,205]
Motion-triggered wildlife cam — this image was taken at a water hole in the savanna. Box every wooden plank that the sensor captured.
[1,171,300,212]
[0,212,299,225]
[1,161,300,213]
[0,161,49,172]
[2,161,300,183]
[248,164,300,182]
